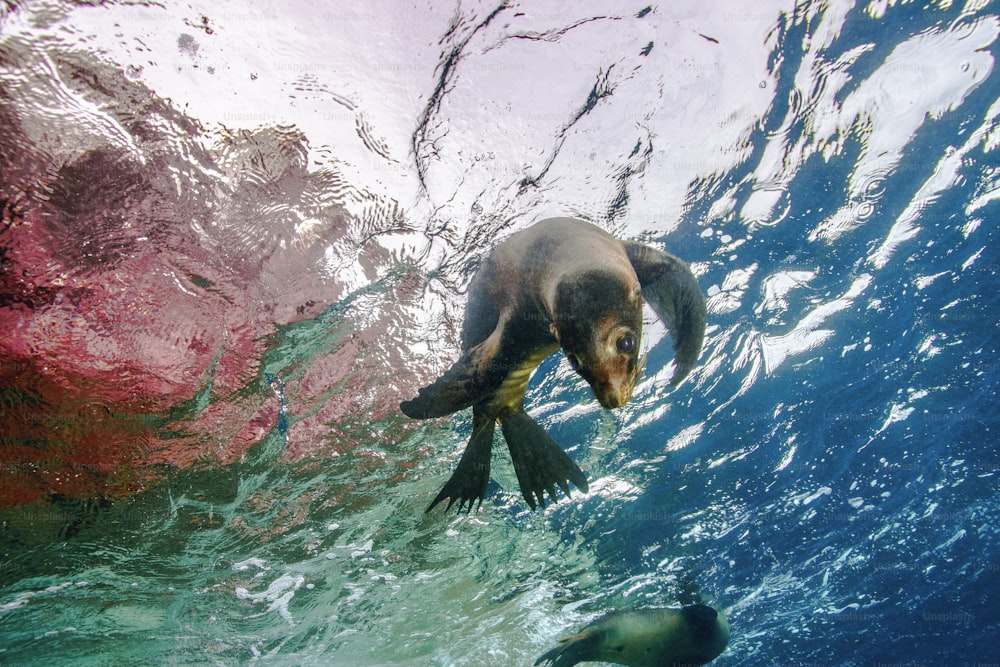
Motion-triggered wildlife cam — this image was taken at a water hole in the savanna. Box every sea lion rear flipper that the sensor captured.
[401,328,507,419]
[426,412,495,513]
[501,411,588,511]
[623,241,707,385]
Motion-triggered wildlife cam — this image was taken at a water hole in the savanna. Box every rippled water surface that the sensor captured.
[2,1,998,665]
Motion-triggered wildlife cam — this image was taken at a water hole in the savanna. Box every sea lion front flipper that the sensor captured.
[500,411,588,511]
[534,628,599,667]
[623,241,707,385]
[400,326,508,419]
[426,411,495,513]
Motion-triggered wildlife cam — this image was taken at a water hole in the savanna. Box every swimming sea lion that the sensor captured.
[401,217,706,512]
[535,604,730,667]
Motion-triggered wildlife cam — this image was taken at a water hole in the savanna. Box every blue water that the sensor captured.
[1,1,999,665]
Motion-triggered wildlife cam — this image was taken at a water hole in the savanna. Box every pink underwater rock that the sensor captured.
[0,47,428,507]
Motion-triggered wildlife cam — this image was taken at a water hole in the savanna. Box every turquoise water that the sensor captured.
[2,1,999,665]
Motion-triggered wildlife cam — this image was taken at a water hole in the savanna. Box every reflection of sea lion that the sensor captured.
[535,604,730,667]
[401,218,706,512]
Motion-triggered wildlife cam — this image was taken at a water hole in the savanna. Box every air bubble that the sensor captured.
[851,200,875,222]
[861,174,886,199]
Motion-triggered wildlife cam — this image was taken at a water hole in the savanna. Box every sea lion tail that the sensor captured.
[426,413,495,513]
[623,241,707,385]
[500,411,588,511]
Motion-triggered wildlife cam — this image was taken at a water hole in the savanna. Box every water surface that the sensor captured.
[1,1,998,665]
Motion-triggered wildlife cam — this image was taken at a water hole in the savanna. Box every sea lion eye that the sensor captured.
[616,335,636,354]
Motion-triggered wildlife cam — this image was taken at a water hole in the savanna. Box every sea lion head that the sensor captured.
[551,270,642,409]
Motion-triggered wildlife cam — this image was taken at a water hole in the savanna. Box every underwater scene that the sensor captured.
[1,0,998,665]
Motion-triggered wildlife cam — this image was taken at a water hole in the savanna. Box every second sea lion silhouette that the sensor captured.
[401,217,706,512]
[535,604,730,667]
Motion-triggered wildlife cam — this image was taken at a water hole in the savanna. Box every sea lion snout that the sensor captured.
[591,371,635,409]
[596,389,628,409]
[589,365,634,409]
[567,350,639,409]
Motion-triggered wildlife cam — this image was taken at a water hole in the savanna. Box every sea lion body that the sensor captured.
[535,604,730,667]
[463,217,644,412]
[401,218,706,512]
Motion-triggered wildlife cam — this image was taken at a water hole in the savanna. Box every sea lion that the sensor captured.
[401,217,706,512]
[535,604,730,667]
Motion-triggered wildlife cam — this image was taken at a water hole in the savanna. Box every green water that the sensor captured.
[0,421,630,667]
